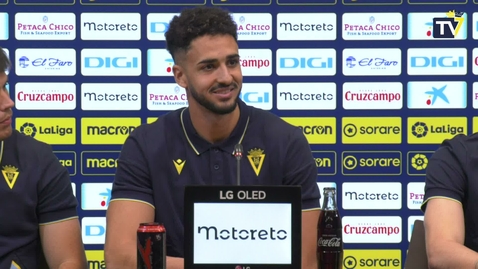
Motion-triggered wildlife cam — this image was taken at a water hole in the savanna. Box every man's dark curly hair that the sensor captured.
[165,6,238,61]
[0,48,10,72]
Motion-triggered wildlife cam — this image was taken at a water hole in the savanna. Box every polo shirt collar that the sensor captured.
[180,99,250,155]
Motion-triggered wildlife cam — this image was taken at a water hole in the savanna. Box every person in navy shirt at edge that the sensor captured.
[421,134,478,269]
[104,6,321,269]
[0,48,87,269]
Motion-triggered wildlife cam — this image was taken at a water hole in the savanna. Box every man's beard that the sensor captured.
[189,83,240,115]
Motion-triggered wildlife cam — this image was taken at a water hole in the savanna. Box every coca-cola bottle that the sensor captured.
[317,187,343,269]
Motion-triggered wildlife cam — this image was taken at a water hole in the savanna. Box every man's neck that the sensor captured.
[189,104,240,144]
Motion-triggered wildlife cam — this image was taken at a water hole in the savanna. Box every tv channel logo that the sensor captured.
[81,48,141,76]
[82,217,106,244]
[407,81,466,109]
[276,48,336,76]
[342,151,402,176]
[147,13,178,41]
[407,117,467,144]
[342,117,402,144]
[81,183,112,210]
[408,12,467,40]
[407,48,467,75]
[281,117,336,144]
[433,10,465,38]
[239,83,273,110]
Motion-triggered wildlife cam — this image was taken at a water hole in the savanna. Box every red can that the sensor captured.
[137,222,166,269]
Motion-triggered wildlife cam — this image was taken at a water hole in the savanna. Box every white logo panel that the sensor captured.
[342,82,403,110]
[343,48,401,76]
[0,13,8,40]
[232,13,272,41]
[342,182,402,210]
[277,13,336,41]
[82,217,106,245]
[240,83,273,110]
[239,49,272,76]
[15,48,76,76]
[15,82,76,110]
[407,48,467,75]
[81,48,141,76]
[276,82,336,110]
[147,13,178,41]
[15,13,76,40]
[81,13,140,40]
[407,182,425,210]
[343,216,402,243]
[81,83,141,111]
[147,83,188,111]
[276,49,336,76]
[343,13,402,40]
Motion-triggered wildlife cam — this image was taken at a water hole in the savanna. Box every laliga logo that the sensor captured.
[411,154,428,171]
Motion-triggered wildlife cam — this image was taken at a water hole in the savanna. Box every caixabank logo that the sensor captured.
[81,118,141,145]
[15,118,76,145]
[407,117,467,144]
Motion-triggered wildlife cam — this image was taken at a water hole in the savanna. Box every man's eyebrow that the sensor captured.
[197,54,240,65]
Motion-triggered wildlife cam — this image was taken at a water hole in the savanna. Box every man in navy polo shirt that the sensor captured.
[105,6,321,269]
[0,48,86,268]
[421,134,478,268]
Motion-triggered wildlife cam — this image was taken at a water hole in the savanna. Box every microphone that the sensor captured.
[233,144,243,186]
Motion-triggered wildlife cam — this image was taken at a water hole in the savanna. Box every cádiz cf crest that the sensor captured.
[247,148,265,176]
[2,165,19,189]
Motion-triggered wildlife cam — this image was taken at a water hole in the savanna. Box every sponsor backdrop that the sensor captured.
[0,0,473,267]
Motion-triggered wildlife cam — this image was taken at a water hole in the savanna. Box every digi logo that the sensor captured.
[433,10,465,38]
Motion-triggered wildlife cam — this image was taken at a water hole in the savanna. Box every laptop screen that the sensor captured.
[184,185,302,269]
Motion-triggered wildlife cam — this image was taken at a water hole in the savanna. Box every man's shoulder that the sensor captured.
[249,107,300,137]
[433,133,478,162]
[129,109,182,141]
[9,130,52,153]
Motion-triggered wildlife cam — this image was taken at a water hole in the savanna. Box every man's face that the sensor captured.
[173,34,243,115]
[0,72,13,140]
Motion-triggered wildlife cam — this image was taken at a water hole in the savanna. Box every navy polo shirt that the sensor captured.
[0,130,78,268]
[421,133,478,251]
[111,99,321,258]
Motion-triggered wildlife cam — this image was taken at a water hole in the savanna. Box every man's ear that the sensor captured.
[173,64,188,89]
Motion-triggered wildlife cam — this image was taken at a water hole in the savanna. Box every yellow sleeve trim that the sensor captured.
[11,261,21,269]
[109,198,155,209]
[39,216,78,226]
[302,207,321,212]
[422,196,462,208]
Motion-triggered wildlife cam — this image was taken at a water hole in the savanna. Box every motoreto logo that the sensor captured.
[197,226,287,241]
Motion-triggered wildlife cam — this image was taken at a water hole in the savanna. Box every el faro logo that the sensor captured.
[81,118,141,145]
[16,118,76,145]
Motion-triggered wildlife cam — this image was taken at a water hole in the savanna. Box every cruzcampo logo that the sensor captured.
[247,148,265,176]
[2,165,19,189]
